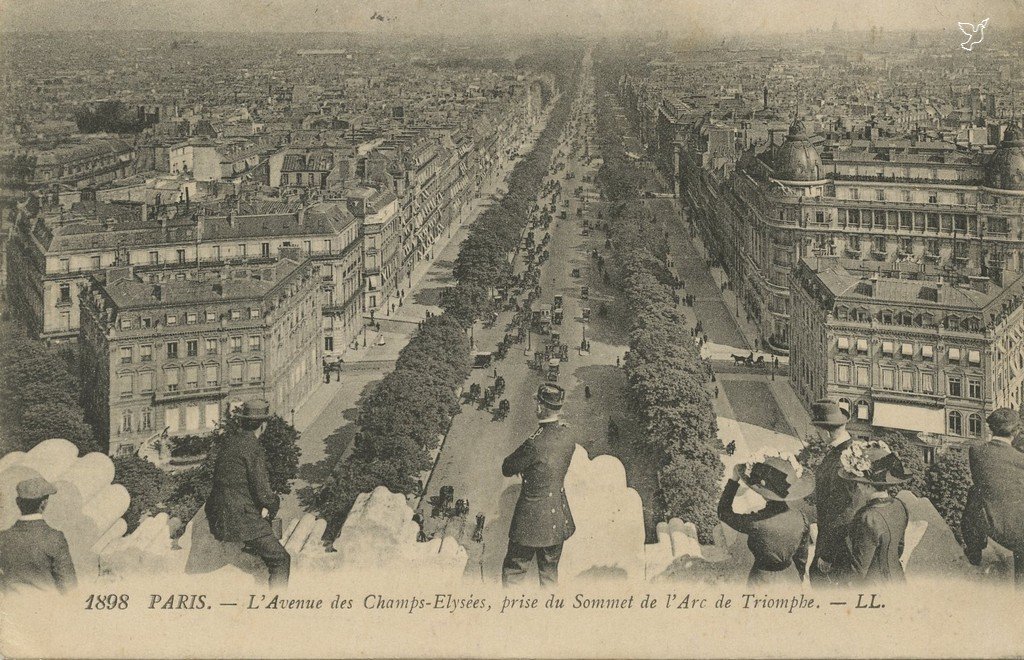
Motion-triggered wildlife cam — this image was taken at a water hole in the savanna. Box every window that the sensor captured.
[186,312,197,324]
[856,338,869,354]
[837,337,850,351]
[186,340,198,357]
[165,368,179,392]
[261,242,271,258]
[838,398,851,414]
[837,363,851,383]
[185,365,199,389]
[305,240,312,254]
[166,314,177,326]
[59,283,72,304]
[118,373,133,396]
[206,364,219,387]
[948,376,962,397]
[948,410,963,436]
[149,251,159,265]
[922,345,934,360]
[928,192,938,204]
[204,403,220,430]
[856,365,870,385]
[902,190,912,202]
[968,350,981,365]
[213,245,221,260]
[142,318,152,329]
[325,239,332,253]
[969,413,983,436]
[249,336,261,351]
[206,311,217,323]
[957,192,966,205]
[968,379,982,399]
[60,258,70,272]
[141,409,152,431]
[882,368,895,389]
[120,347,133,364]
[139,371,153,393]
[901,342,914,357]
[230,336,242,353]
[882,341,894,356]
[166,407,180,434]
[851,188,860,200]
[91,255,101,269]
[206,338,218,355]
[875,189,885,201]
[176,249,186,264]
[119,317,132,331]
[166,342,178,359]
[249,308,260,319]
[121,411,132,433]
[814,210,826,224]
[856,400,870,420]
[229,362,243,385]
[873,236,886,254]
[230,309,241,320]
[900,370,914,391]
[249,360,262,383]
[238,244,247,257]
[140,345,152,362]
[948,347,962,362]
[922,372,935,394]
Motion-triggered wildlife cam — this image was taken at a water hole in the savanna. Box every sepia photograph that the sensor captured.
[0,0,1023,657]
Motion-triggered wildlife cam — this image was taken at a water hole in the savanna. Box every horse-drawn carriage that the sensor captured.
[730,353,767,368]
[547,359,560,382]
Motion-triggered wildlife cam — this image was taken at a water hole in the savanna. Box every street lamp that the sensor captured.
[290,408,295,426]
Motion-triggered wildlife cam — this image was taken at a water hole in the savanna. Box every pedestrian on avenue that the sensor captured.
[0,477,77,594]
[718,456,813,586]
[838,440,910,584]
[205,399,290,589]
[808,399,863,585]
[962,408,1024,585]
[501,383,576,587]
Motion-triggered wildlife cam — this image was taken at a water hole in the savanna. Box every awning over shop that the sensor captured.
[872,402,945,435]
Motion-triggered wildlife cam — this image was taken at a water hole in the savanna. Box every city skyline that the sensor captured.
[2,0,1023,36]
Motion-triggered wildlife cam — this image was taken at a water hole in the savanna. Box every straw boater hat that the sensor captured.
[739,453,815,502]
[837,440,907,486]
[236,399,271,423]
[810,399,850,429]
[536,383,565,410]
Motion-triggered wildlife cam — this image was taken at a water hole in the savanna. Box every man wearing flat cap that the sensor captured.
[962,407,1024,585]
[808,398,865,584]
[501,383,576,587]
[0,477,77,593]
[205,399,290,588]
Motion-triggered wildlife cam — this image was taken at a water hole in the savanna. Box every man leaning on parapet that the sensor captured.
[0,477,77,594]
[205,399,290,589]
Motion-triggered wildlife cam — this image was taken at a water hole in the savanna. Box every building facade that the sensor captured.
[79,255,323,456]
[790,257,1024,449]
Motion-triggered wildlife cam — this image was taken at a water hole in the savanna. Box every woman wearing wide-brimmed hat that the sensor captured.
[838,440,909,584]
[718,452,815,586]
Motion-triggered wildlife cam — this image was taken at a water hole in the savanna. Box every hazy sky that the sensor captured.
[0,0,1021,36]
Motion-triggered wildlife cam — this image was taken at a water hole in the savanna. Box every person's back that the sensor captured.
[206,429,276,543]
[968,441,1024,552]
[0,519,76,593]
[848,496,908,584]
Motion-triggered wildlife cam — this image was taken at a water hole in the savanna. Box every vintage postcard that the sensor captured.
[0,0,1023,657]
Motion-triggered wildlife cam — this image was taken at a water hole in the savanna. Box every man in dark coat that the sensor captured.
[205,400,290,588]
[501,383,576,587]
[962,408,1024,585]
[0,477,77,593]
[808,399,865,585]
[839,441,909,584]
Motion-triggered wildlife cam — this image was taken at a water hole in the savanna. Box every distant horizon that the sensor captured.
[1,0,1022,37]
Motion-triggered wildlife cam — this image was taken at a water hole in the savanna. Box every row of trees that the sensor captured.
[0,323,99,456]
[593,65,723,543]
[300,65,581,540]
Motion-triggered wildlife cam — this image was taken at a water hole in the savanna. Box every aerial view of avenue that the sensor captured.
[2,3,1024,644]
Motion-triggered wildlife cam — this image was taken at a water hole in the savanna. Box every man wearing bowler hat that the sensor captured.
[0,477,77,593]
[205,399,290,588]
[501,383,576,587]
[962,408,1024,585]
[808,398,865,584]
